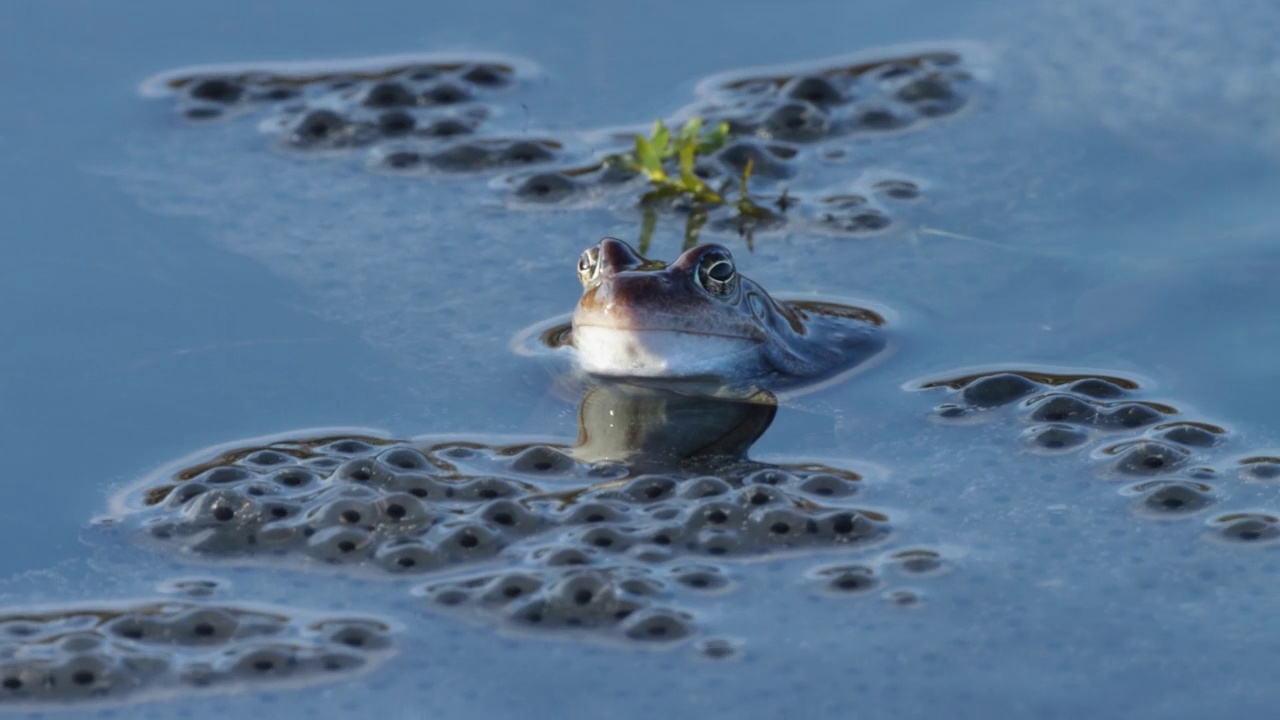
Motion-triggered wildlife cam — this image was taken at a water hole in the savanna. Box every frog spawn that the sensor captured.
[413,467,902,644]
[697,51,974,139]
[806,548,947,609]
[0,600,392,707]
[509,47,976,236]
[416,565,700,645]
[681,48,970,237]
[107,432,908,647]
[142,54,562,174]
[912,368,1280,544]
[142,47,982,239]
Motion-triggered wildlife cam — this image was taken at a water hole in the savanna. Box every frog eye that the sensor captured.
[577,247,601,285]
[696,251,737,296]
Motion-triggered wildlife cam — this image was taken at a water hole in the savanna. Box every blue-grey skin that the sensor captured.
[570,238,885,391]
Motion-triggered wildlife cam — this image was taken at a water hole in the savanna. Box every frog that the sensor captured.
[566,237,887,393]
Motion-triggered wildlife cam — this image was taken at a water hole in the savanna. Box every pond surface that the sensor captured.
[3,0,1280,717]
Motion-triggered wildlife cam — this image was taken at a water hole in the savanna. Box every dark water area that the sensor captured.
[2,0,1280,717]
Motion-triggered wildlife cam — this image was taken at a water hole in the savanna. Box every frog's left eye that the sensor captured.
[696,251,737,297]
[577,247,601,286]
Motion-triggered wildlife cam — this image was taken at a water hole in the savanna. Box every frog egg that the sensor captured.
[377,447,431,472]
[421,81,471,105]
[622,475,679,503]
[796,473,858,498]
[459,63,513,87]
[286,110,372,150]
[476,498,544,537]
[186,77,244,104]
[1067,378,1129,399]
[1239,457,1280,481]
[1211,513,1280,544]
[362,81,416,108]
[782,75,847,107]
[669,564,731,592]
[375,109,416,136]
[165,607,241,645]
[571,526,635,553]
[479,573,545,605]
[1022,424,1090,452]
[1100,403,1165,430]
[696,637,743,660]
[305,526,374,563]
[243,449,296,468]
[1156,423,1224,449]
[453,476,525,501]
[811,564,879,594]
[685,501,746,534]
[436,523,503,562]
[813,510,882,544]
[513,172,579,204]
[562,501,632,526]
[960,372,1041,408]
[744,506,814,546]
[679,476,733,499]
[761,101,831,142]
[1029,394,1102,425]
[372,539,443,574]
[621,608,694,642]
[1105,440,1190,475]
[319,619,393,652]
[270,467,319,491]
[421,117,475,137]
[1131,481,1215,516]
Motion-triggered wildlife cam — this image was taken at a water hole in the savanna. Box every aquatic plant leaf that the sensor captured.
[678,142,697,180]
[675,144,720,204]
[634,135,665,181]
[637,208,658,255]
[736,158,772,219]
[696,121,731,154]
[683,208,709,249]
[650,120,671,159]
[640,184,682,205]
[676,117,703,149]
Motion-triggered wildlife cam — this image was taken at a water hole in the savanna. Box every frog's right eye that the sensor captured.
[577,247,601,286]
[695,248,737,298]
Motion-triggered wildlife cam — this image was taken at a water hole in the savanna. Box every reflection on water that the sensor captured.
[571,382,778,473]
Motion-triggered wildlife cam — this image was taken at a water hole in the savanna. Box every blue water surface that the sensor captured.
[2,0,1279,718]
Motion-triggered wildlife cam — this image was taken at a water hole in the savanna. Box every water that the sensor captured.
[2,0,1279,717]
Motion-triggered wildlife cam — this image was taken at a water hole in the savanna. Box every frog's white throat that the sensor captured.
[571,325,762,378]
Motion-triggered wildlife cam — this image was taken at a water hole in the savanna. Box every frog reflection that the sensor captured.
[568,380,778,476]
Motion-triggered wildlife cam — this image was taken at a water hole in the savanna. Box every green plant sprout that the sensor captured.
[625,118,730,205]
[619,118,780,250]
